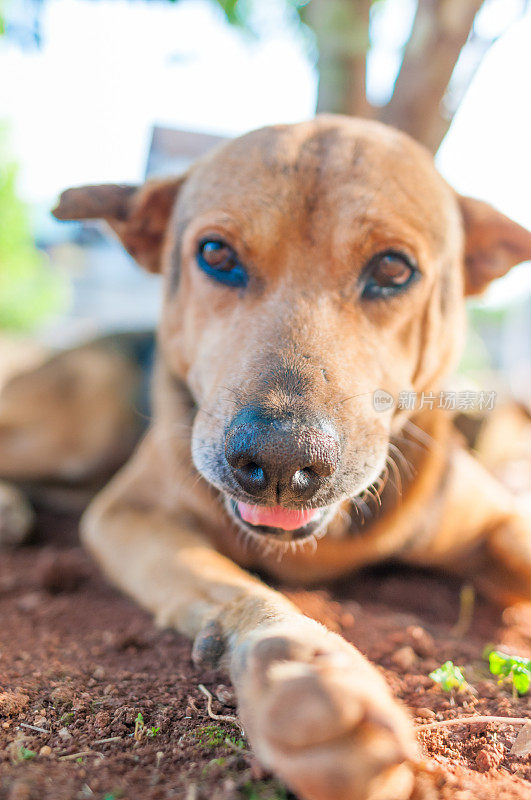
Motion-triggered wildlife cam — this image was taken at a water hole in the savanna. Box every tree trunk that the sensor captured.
[306,0,373,118]
[308,0,485,153]
[381,0,484,151]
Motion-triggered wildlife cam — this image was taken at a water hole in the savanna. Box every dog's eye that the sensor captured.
[196,239,248,288]
[362,252,417,299]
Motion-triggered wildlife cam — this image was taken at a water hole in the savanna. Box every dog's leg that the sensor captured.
[83,435,416,800]
[401,449,531,605]
[478,506,531,606]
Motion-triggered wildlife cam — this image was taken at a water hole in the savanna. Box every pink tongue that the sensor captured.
[237,502,318,531]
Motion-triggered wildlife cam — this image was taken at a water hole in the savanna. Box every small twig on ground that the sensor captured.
[91,736,122,745]
[416,715,530,731]
[19,723,48,734]
[450,583,475,638]
[149,750,165,787]
[186,784,197,800]
[58,750,104,761]
[198,684,243,731]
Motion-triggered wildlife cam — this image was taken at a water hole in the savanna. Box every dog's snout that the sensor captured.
[225,409,340,503]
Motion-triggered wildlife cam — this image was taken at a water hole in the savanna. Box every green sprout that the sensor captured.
[429,660,468,692]
[486,649,531,696]
[132,712,160,741]
[133,712,144,741]
[19,745,36,760]
[193,724,245,750]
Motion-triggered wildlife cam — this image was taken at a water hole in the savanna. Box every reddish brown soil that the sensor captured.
[0,511,530,800]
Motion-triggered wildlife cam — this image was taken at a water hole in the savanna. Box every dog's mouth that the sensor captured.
[227,498,331,542]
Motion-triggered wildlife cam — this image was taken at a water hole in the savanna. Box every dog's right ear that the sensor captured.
[52,176,185,273]
[458,196,531,295]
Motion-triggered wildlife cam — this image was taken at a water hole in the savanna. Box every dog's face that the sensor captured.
[54,116,531,545]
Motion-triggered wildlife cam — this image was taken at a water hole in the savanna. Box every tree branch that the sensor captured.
[381,0,485,151]
[307,0,374,118]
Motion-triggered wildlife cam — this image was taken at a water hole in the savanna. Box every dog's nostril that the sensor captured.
[311,448,339,478]
[242,462,264,482]
[233,462,268,496]
[291,467,320,499]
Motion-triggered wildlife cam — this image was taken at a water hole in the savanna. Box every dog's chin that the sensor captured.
[223,495,338,546]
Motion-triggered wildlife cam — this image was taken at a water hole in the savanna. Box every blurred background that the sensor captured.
[1,0,531,401]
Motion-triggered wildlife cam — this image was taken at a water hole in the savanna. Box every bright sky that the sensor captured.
[1,0,531,304]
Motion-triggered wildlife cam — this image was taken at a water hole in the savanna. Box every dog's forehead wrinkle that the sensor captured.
[182,120,449,239]
[172,159,453,278]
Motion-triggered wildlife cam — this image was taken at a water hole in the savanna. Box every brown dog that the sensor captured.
[5,115,531,800]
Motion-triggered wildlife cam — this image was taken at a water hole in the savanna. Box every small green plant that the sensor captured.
[486,649,531,696]
[19,745,36,760]
[132,712,160,741]
[193,724,245,750]
[242,779,289,800]
[133,712,144,741]
[429,660,468,692]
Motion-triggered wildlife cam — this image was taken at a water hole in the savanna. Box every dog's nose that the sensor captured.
[225,409,340,503]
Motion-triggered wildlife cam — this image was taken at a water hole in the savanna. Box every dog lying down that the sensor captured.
[2,115,531,800]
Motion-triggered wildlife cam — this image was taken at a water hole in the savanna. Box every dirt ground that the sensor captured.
[0,510,530,800]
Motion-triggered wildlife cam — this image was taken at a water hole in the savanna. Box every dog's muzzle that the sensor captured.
[224,407,340,509]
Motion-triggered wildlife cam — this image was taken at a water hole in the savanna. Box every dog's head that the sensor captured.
[54,116,531,545]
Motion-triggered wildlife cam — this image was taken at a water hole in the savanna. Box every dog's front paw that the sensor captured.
[0,481,34,547]
[231,619,416,800]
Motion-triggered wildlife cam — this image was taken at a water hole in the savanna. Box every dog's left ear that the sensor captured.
[458,196,531,295]
[52,176,185,273]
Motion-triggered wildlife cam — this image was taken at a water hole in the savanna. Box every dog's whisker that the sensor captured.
[195,406,228,425]
[388,443,415,481]
[335,390,373,408]
[350,500,362,522]
[377,466,390,497]
[385,453,403,499]
[338,506,353,529]
[352,495,372,526]
[402,419,436,449]
[392,433,429,455]
[363,483,382,510]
